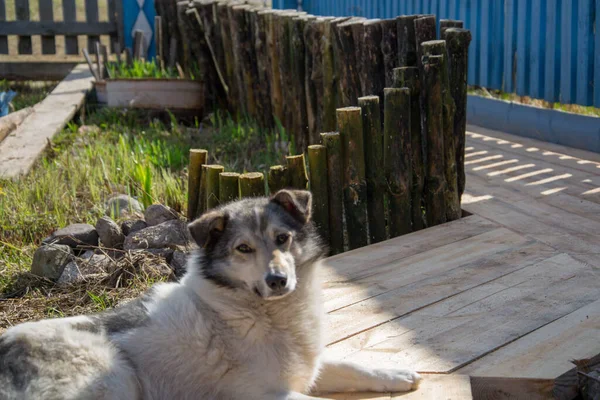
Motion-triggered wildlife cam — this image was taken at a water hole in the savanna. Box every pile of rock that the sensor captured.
[31,195,195,285]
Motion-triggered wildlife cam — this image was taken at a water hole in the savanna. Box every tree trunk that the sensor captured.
[219,172,240,204]
[239,172,266,198]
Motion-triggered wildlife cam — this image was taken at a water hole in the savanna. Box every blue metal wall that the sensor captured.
[274,0,600,108]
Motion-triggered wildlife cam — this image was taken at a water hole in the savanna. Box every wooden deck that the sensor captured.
[321,126,600,399]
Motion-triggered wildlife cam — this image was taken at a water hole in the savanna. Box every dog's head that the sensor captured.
[188,189,326,300]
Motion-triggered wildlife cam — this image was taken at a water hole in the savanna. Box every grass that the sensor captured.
[468,86,600,118]
[0,106,291,331]
[106,60,181,80]
[0,80,57,111]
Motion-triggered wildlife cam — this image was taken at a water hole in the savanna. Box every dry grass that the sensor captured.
[0,250,174,334]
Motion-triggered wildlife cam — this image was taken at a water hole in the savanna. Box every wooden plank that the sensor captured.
[15,0,32,55]
[392,375,473,399]
[62,0,78,55]
[38,0,55,54]
[0,107,34,144]
[105,79,203,110]
[85,0,100,53]
[0,64,93,179]
[324,232,555,343]
[466,127,600,174]
[458,299,600,380]
[0,0,8,54]
[326,253,600,373]
[321,215,497,283]
[108,0,121,53]
[469,377,555,400]
[0,21,119,36]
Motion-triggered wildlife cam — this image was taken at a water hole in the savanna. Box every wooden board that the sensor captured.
[104,79,203,110]
[0,64,93,179]
[325,253,599,373]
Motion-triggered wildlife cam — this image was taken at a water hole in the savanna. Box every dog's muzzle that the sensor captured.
[265,272,288,295]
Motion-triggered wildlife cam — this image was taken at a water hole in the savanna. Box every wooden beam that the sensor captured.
[0,21,119,37]
[0,61,79,81]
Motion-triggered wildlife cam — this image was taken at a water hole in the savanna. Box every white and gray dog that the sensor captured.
[0,190,420,399]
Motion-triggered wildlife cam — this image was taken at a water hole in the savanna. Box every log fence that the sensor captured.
[180,6,470,256]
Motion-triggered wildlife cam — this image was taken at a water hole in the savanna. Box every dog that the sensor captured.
[0,189,421,399]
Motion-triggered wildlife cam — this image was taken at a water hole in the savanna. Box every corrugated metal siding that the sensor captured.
[274,0,600,108]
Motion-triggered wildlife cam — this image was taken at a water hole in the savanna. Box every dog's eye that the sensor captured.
[275,233,289,245]
[236,244,253,253]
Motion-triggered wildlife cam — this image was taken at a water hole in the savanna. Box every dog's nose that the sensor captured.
[265,273,287,290]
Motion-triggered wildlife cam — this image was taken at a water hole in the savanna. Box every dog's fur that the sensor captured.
[0,190,420,399]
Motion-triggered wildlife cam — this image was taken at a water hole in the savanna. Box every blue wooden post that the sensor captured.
[123,0,156,59]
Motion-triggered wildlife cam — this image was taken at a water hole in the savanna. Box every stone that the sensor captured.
[121,219,147,236]
[57,254,112,284]
[31,244,73,281]
[123,220,193,250]
[170,250,188,277]
[43,223,98,249]
[105,194,143,218]
[144,204,178,226]
[96,216,125,249]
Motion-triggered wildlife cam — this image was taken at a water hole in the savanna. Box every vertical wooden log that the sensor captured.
[445,28,472,199]
[39,0,55,54]
[245,6,268,126]
[421,54,447,227]
[392,67,426,231]
[85,0,100,53]
[95,42,103,80]
[252,8,274,129]
[320,132,344,255]
[205,165,225,210]
[362,20,385,110]
[230,4,255,116]
[304,18,320,143]
[177,1,192,71]
[358,96,386,244]
[125,47,133,67]
[133,30,145,60]
[286,154,309,190]
[383,88,413,238]
[219,172,240,204]
[414,16,437,68]
[439,19,463,38]
[156,0,184,69]
[421,40,460,221]
[239,172,266,198]
[308,145,330,244]
[187,149,208,221]
[268,165,289,194]
[335,18,365,107]
[351,20,365,95]
[337,107,368,250]
[196,165,209,217]
[397,15,419,67]
[155,16,164,66]
[322,17,346,131]
[101,45,109,78]
[275,11,298,132]
[380,18,399,87]
[261,9,283,125]
[108,0,123,56]
[218,2,240,115]
[15,0,32,54]
[290,15,313,150]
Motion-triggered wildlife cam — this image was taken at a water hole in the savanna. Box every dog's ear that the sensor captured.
[188,210,228,248]
[270,189,312,224]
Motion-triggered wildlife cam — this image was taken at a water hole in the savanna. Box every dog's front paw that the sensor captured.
[371,368,421,392]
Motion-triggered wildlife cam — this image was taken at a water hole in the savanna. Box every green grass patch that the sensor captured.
[106,60,181,79]
[0,107,291,298]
